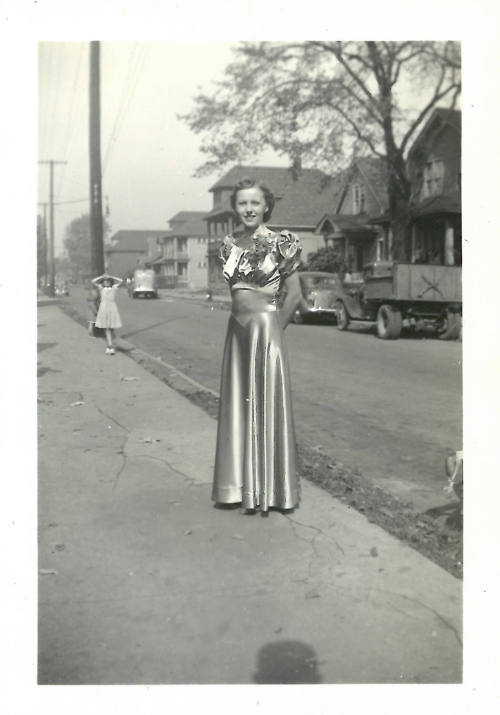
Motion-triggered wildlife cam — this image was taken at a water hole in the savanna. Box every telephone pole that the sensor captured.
[89,41,105,276]
[37,202,49,288]
[38,160,67,295]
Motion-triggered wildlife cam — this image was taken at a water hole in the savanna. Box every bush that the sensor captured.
[304,247,347,275]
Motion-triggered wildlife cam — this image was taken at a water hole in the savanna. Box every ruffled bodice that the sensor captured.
[219,226,302,296]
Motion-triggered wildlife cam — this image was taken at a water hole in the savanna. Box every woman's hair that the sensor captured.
[230,177,275,223]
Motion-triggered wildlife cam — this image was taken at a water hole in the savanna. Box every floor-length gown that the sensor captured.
[212,225,302,512]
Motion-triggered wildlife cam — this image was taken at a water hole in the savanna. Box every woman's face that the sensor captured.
[235,187,267,230]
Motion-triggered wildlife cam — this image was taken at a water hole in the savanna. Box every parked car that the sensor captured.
[128,267,158,299]
[55,281,69,296]
[333,261,462,340]
[292,271,340,324]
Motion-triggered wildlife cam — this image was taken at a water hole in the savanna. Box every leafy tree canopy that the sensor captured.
[182,42,461,253]
[64,213,111,279]
[304,247,347,274]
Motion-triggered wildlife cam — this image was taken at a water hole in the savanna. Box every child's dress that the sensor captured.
[212,225,302,512]
[95,286,122,329]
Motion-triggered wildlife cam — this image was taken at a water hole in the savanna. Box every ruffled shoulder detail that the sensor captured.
[219,234,235,262]
[277,230,301,259]
[277,231,302,279]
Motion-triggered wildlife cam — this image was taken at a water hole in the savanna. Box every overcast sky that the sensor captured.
[37,41,288,254]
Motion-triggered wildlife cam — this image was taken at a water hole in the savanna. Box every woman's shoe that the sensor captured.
[108,347,115,355]
[105,347,111,354]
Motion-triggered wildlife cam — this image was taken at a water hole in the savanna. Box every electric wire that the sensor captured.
[102,43,140,173]
[38,42,52,161]
[56,42,86,197]
[103,43,149,175]
[46,42,63,162]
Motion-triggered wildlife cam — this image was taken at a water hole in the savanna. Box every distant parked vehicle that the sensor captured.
[292,271,340,324]
[333,261,462,340]
[55,281,69,296]
[129,267,158,299]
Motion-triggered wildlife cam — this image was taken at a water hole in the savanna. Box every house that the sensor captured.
[154,211,209,289]
[105,229,166,278]
[314,157,389,274]
[407,108,461,265]
[205,165,343,288]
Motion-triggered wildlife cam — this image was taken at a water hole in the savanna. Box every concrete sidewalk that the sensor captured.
[37,302,461,684]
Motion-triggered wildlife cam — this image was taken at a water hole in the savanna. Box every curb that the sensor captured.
[52,298,463,579]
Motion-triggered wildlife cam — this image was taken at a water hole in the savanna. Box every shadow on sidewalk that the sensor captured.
[252,640,322,684]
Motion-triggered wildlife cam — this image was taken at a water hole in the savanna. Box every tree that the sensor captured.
[182,41,461,257]
[304,247,347,275]
[64,213,111,281]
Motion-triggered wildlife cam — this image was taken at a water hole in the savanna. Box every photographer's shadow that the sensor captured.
[252,640,322,684]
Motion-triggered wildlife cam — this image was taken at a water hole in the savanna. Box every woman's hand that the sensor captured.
[279,272,302,330]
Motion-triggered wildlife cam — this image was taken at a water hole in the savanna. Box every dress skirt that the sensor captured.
[212,286,299,511]
[95,300,122,329]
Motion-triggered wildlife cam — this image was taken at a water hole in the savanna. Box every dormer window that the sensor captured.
[422,157,444,198]
[353,184,365,214]
[213,189,222,207]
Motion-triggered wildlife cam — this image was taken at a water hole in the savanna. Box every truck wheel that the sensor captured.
[292,309,304,325]
[438,311,461,340]
[377,305,402,340]
[336,301,349,331]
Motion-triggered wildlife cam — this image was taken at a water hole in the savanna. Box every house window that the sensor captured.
[376,237,385,261]
[422,157,444,198]
[177,238,187,253]
[177,262,188,277]
[353,184,366,214]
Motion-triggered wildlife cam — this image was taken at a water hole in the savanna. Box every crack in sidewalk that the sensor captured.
[134,453,206,489]
[284,514,345,557]
[91,402,130,434]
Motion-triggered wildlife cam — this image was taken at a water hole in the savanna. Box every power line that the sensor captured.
[56,43,86,197]
[102,43,139,172]
[46,43,63,161]
[103,43,149,175]
[38,43,53,161]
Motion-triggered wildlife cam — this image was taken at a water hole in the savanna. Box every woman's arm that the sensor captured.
[112,276,123,287]
[91,275,105,285]
[279,271,302,330]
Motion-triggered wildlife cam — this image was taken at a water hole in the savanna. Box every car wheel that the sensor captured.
[336,301,349,331]
[377,304,402,339]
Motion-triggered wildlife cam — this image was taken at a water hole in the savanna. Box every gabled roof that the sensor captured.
[315,213,377,235]
[167,215,209,237]
[207,165,344,228]
[169,211,208,225]
[408,108,461,160]
[336,157,388,214]
[107,229,167,253]
[411,194,461,217]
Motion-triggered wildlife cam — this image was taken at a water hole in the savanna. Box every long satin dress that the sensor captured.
[212,226,302,512]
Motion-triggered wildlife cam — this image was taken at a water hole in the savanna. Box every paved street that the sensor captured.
[68,286,462,513]
[37,301,462,684]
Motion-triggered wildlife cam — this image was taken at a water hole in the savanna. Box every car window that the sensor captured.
[301,276,337,290]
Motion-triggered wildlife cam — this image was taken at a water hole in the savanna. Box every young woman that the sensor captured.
[212,177,303,514]
[91,274,123,354]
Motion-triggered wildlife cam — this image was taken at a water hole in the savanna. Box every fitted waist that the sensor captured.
[231,284,277,314]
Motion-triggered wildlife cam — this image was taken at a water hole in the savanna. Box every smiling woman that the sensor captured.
[212,177,303,514]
